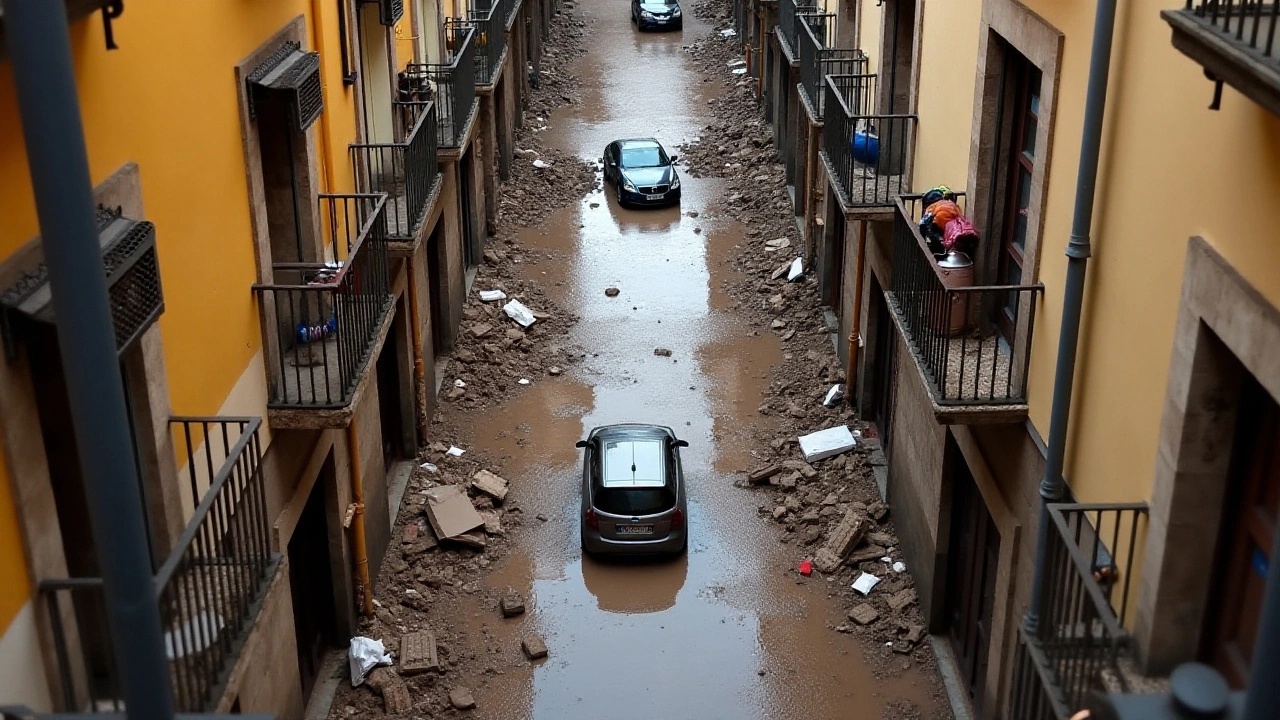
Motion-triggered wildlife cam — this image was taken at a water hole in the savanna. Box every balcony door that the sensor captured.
[416,0,446,64]
[994,50,1041,342]
[1203,375,1280,688]
[359,2,396,144]
[289,457,339,703]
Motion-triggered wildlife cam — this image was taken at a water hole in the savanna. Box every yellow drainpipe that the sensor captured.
[846,220,868,399]
[406,260,427,444]
[311,0,340,194]
[346,424,375,616]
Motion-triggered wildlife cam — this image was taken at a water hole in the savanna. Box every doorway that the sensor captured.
[426,223,449,356]
[460,149,479,269]
[869,274,896,458]
[944,439,1000,713]
[288,457,338,703]
[821,206,846,308]
[358,2,395,144]
[376,301,414,470]
[1202,374,1280,688]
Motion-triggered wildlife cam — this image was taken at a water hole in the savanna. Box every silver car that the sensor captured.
[576,424,689,556]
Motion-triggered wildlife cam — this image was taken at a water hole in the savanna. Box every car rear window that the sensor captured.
[594,486,676,516]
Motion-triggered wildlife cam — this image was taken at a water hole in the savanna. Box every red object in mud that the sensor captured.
[799,559,813,576]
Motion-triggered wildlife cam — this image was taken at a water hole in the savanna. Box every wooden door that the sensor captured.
[1204,377,1280,688]
[945,448,1000,713]
[996,53,1040,341]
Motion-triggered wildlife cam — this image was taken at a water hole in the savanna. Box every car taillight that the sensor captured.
[585,508,598,530]
[670,507,684,530]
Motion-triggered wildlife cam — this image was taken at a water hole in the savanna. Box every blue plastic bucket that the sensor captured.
[851,132,880,165]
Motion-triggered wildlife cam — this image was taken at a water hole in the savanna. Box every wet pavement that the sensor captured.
[426,1,950,717]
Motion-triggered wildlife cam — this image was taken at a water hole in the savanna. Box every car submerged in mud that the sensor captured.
[576,424,689,556]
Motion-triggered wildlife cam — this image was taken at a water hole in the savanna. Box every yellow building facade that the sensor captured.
[758,0,1280,715]
[0,0,537,715]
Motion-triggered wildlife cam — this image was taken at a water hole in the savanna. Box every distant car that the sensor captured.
[631,0,682,30]
[603,138,682,208]
[577,424,689,556]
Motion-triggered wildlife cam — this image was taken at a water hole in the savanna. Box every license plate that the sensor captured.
[645,193,664,200]
[616,525,653,535]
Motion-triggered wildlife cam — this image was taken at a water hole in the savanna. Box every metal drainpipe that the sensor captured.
[1025,0,1117,633]
[2,2,175,719]
[347,423,375,616]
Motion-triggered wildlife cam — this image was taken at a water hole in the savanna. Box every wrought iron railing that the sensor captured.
[405,26,477,149]
[798,16,867,118]
[1178,1,1280,65]
[779,0,821,56]
[350,101,439,242]
[888,194,1042,406]
[39,418,271,713]
[822,74,916,208]
[254,194,393,409]
[450,1,504,87]
[1009,503,1149,720]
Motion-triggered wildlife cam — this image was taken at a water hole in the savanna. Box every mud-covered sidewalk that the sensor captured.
[327,0,954,717]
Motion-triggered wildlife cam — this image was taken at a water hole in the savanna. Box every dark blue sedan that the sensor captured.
[603,139,682,208]
[631,0,683,31]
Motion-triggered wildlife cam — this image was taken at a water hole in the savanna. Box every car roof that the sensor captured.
[617,138,662,150]
[601,437,666,488]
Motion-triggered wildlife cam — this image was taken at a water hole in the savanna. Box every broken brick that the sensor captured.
[847,603,880,626]
[522,635,549,660]
[399,630,439,675]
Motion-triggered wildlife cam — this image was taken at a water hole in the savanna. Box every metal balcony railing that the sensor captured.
[1163,2,1280,115]
[821,74,916,209]
[350,100,439,242]
[888,194,1043,406]
[253,194,393,409]
[449,1,505,87]
[405,26,477,149]
[39,418,271,713]
[779,0,821,57]
[1009,503,1149,720]
[1179,1,1280,64]
[798,16,867,118]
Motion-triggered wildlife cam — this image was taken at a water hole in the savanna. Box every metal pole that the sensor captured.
[1026,0,1117,632]
[2,2,175,718]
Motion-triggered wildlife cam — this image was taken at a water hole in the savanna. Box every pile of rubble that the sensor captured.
[680,0,939,681]
[336,453,545,717]
[501,1,597,228]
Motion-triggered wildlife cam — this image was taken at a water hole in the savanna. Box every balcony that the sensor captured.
[1163,1,1280,116]
[820,74,916,215]
[39,418,273,714]
[778,0,821,61]
[405,26,478,152]
[450,0,507,88]
[797,14,867,120]
[887,194,1043,421]
[253,194,393,418]
[349,100,441,247]
[1009,503,1149,720]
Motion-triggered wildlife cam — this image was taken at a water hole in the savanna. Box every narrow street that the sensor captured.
[333,0,951,717]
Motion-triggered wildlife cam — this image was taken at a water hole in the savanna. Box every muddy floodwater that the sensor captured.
[431,0,949,717]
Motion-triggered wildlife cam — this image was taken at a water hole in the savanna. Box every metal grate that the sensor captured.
[363,0,405,25]
[247,41,324,130]
[0,207,165,361]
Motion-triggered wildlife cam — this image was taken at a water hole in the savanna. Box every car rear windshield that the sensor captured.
[594,486,676,516]
[621,146,667,168]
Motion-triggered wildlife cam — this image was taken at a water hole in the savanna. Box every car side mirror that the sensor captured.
[674,439,689,448]
[576,440,590,448]
[670,155,679,164]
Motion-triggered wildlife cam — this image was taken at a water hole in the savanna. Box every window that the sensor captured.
[620,146,668,169]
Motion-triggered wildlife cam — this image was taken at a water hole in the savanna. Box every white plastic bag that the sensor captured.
[479,289,507,302]
[348,636,393,687]
[852,572,881,596]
